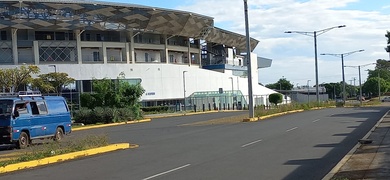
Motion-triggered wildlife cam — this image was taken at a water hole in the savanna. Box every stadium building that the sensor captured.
[0,0,283,110]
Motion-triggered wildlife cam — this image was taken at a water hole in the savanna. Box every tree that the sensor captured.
[362,77,389,97]
[32,72,75,95]
[269,93,283,106]
[0,65,39,92]
[321,82,342,99]
[80,73,145,109]
[265,78,293,90]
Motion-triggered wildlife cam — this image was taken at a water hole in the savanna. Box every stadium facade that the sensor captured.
[0,0,283,109]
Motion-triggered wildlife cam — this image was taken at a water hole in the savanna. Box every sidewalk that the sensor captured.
[326,110,390,179]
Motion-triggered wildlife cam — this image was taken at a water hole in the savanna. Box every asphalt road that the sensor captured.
[1,107,389,180]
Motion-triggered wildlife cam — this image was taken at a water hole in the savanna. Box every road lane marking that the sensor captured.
[143,164,191,180]
[312,119,320,123]
[286,127,298,132]
[241,139,263,148]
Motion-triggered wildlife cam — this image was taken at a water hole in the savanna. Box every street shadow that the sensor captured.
[314,143,339,148]
[282,106,390,180]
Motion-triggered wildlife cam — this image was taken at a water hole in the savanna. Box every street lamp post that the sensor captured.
[307,80,311,104]
[183,71,187,112]
[285,25,346,105]
[243,0,254,118]
[321,49,364,104]
[229,77,234,109]
[345,63,375,105]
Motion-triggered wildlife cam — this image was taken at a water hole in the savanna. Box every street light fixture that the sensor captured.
[345,63,375,105]
[183,71,187,113]
[285,25,346,105]
[321,49,364,104]
[243,0,254,118]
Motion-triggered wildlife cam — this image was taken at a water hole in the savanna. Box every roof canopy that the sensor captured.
[0,0,259,50]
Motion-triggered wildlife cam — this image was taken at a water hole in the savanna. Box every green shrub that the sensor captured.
[269,93,283,106]
[116,108,134,122]
[73,107,94,124]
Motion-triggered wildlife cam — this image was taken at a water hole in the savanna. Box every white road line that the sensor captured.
[241,139,263,148]
[286,127,298,132]
[312,119,320,123]
[143,164,191,180]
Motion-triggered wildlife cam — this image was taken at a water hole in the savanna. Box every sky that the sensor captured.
[98,0,390,87]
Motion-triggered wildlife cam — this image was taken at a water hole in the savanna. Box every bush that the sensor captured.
[141,106,169,113]
[116,108,135,122]
[73,108,94,124]
[269,93,283,106]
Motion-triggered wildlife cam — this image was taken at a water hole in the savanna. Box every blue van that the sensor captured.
[0,91,72,149]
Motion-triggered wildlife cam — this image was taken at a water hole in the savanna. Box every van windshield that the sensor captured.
[0,100,13,117]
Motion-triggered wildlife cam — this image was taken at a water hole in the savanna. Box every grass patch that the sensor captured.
[0,134,109,167]
[254,102,335,117]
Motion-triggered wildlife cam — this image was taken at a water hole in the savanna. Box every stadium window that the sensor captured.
[55,32,65,40]
[0,31,6,40]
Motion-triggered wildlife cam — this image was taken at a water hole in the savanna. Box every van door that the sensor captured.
[29,101,46,138]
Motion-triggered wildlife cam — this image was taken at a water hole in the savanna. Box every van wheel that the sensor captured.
[17,132,30,149]
[54,128,64,141]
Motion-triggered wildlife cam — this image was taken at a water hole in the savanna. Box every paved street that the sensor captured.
[1,107,389,179]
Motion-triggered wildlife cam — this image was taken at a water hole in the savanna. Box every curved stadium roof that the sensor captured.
[0,0,259,50]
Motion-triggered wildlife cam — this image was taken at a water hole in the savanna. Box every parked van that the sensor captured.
[0,91,72,149]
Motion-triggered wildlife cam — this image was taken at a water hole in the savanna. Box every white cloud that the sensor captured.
[177,0,390,86]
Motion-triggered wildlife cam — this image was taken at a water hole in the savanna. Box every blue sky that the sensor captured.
[99,0,390,86]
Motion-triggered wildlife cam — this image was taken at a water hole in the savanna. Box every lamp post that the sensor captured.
[307,80,311,104]
[345,63,375,105]
[376,65,382,101]
[321,49,364,104]
[183,71,187,112]
[243,0,254,118]
[229,77,234,108]
[285,25,346,104]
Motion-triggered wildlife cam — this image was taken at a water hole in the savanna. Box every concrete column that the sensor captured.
[102,42,107,64]
[164,34,169,64]
[33,41,39,64]
[75,30,83,64]
[11,28,18,65]
[125,42,130,64]
[198,40,202,67]
[127,31,136,64]
[188,38,191,66]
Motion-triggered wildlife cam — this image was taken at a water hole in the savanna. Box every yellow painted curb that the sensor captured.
[0,143,133,174]
[243,117,259,122]
[73,119,151,131]
[243,109,306,122]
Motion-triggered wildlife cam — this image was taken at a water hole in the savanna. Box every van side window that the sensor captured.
[15,102,28,115]
[30,101,48,115]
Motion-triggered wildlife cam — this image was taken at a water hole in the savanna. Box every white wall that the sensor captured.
[24,62,278,102]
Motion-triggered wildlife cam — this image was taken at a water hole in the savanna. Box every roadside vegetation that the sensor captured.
[0,135,108,167]
[73,72,145,125]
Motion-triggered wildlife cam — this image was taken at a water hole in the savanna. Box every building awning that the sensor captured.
[0,0,259,50]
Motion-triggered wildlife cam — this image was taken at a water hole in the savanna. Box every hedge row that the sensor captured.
[73,107,138,125]
[141,106,169,113]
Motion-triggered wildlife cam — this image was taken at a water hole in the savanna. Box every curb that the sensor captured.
[243,109,305,122]
[145,110,241,119]
[322,110,390,180]
[0,143,134,174]
[73,119,151,131]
